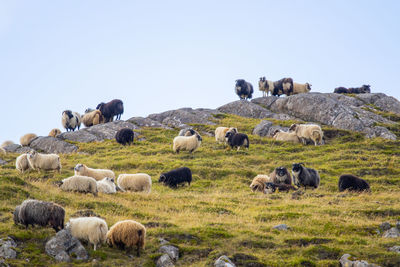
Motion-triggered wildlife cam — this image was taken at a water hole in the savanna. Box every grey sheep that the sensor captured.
[291,163,320,190]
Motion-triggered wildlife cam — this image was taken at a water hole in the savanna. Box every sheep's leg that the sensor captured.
[137,245,140,257]
[237,146,240,151]
[94,244,97,251]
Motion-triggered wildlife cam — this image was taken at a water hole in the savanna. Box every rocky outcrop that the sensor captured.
[45,229,88,262]
[3,144,32,154]
[29,137,78,154]
[0,238,17,259]
[339,254,380,267]
[252,120,289,137]
[215,255,236,267]
[148,108,220,128]
[127,117,171,129]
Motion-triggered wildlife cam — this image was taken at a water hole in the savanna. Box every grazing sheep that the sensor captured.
[115,128,134,146]
[48,128,62,138]
[20,133,37,146]
[338,174,370,192]
[68,217,108,251]
[272,130,301,144]
[258,77,293,97]
[225,131,249,151]
[13,199,65,232]
[215,127,238,143]
[1,140,14,148]
[173,132,202,154]
[60,175,98,196]
[235,79,254,100]
[96,99,124,122]
[334,85,371,94]
[292,82,312,94]
[0,147,5,155]
[178,128,196,136]
[250,174,270,192]
[269,166,292,185]
[16,153,31,173]
[159,167,192,188]
[82,110,104,127]
[117,173,152,193]
[289,124,324,146]
[264,182,297,194]
[292,163,320,190]
[74,163,115,181]
[27,151,61,173]
[106,220,146,256]
[61,110,81,131]
[97,177,117,194]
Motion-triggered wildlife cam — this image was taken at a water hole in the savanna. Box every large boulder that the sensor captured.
[3,144,32,154]
[29,137,78,154]
[218,100,273,119]
[45,229,88,262]
[127,117,171,129]
[0,237,17,259]
[148,108,220,128]
[215,255,236,267]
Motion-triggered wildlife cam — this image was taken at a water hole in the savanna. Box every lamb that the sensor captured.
[272,130,301,144]
[48,128,61,138]
[13,199,65,232]
[235,79,254,100]
[1,140,14,148]
[115,128,134,146]
[97,177,117,194]
[16,153,31,173]
[27,151,61,173]
[173,132,202,153]
[292,82,312,94]
[258,77,293,97]
[61,110,81,131]
[215,127,238,143]
[74,163,115,181]
[20,133,37,146]
[68,217,108,251]
[81,110,104,127]
[117,173,152,193]
[106,220,146,256]
[225,131,249,150]
[159,167,192,188]
[334,85,371,94]
[60,175,98,196]
[264,182,297,194]
[178,128,196,136]
[289,124,324,146]
[338,174,370,192]
[96,99,124,122]
[269,166,292,185]
[291,163,320,190]
[249,174,270,192]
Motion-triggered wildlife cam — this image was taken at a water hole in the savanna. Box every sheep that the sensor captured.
[334,85,371,94]
[27,151,61,173]
[291,163,320,190]
[106,220,146,256]
[97,177,117,194]
[96,99,124,122]
[269,166,292,185]
[61,110,81,131]
[85,108,95,113]
[20,133,37,146]
[159,167,192,188]
[16,153,31,173]
[249,174,270,192]
[48,128,62,138]
[289,124,324,146]
[68,217,108,251]
[0,147,5,155]
[60,175,98,196]
[178,128,196,136]
[225,131,249,151]
[258,77,293,97]
[338,174,370,192]
[215,127,238,143]
[117,173,152,193]
[74,163,115,181]
[292,82,312,94]
[1,140,14,148]
[115,128,134,146]
[13,199,65,232]
[272,130,301,144]
[173,132,202,154]
[263,182,297,194]
[82,110,104,127]
[235,79,254,100]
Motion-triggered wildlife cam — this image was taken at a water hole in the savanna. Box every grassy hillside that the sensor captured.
[1,114,400,266]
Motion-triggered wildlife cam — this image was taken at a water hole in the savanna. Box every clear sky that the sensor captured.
[1,1,399,143]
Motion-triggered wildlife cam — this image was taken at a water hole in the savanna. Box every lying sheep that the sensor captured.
[106,220,146,256]
[159,167,192,188]
[250,175,270,192]
[97,177,117,194]
[60,175,98,196]
[289,124,323,146]
[115,128,134,146]
[292,82,312,94]
[225,131,249,150]
[178,128,196,136]
[16,153,31,173]
[20,133,37,146]
[82,110,104,127]
[27,151,61,173]
[74,163,115,181]
[13,199,65,232]
[215,127,238,143]
[269,166,292,185]
[173,132,202,153]
[96,99,124,122]
[272,130,301,144]
[68,217,108,251]
[264,182,297,194]
[62,110,81,131]
[292,163,320,190]
[1,140,14,148]
[117,173,152,193]
[334,85,371,94]
[235,79,254,100]
[338,174,370,192]
[48,128,62,138]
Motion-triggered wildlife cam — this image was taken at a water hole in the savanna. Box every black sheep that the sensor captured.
[235,79,254,100]
[96,99,124,122]
[338,174,370,192]
[225,132,249,150]
[159,167,192,188]
[291,163,320,190]
[264,182,297,194]
[334,85,371,94]
[270,166,292,185]
[115,128,134,146]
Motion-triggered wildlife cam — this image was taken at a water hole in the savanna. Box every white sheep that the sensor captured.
[48,128,62,138]
[20,133,37,146]
[117,173,152,193]
[60,175,98,196]
[27,151,61,173]
[16,153,31,173]
[258,77,275,97]
[61,110,81,131]
[1,140,13,148]
[249,175,270,192]
[97,177,117,194]
[68,217,108,251]
[289,124,324,146]
[215,127,238,143]
[272,130,301,143]
[74,163,115,181]
[173,132,202,153]
[293,82,311,94]
[81,110,104,127]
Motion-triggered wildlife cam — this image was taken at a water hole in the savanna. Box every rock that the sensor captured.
[0,259,9,267]
[373,95,400,114]
[218,100,274,119]
[45,229,88,262]
[156,254,175,267]
[379,222,391,232]
[159,245,179,261]
[251,96,279,108]
[0,159,6,166]
[29,136,78,154]
[0,237,17,259]
[3,144,33,153]
[148,108,220,128]
[339,254,380,267]
[252,120,289,137]
[272,224,289,231]
[214,255,236,267]
[54,251,70,262]
[388,246,400,253]
[127,117,171,129]
[158,238,169,246]
[383,227,400,238]
[396,221,400,230]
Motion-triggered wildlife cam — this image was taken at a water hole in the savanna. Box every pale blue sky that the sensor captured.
[1,1,399,143]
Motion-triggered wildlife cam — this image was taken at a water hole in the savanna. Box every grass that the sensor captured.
[1,113,400,266]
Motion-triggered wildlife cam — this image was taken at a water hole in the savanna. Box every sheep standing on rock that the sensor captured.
[97,177,117,194]
[62,110,81,131]
[272,130,301,144]
[292,163,320,190]
[60,175,98,196]
[106,220,146,256]
[16,153,31,173]
[289,124,324,146]
[269,166,292,185]
[258,77,293,97]
[173,132,202,154]
[68,217,108,251]
[159,167,192,188]
[292,82,312,95]
[117,173,152,193]
[115,128,134,146]
[225,131,249,151]
[215,127,237,143]
[82,110,104,127]
[250,175,270,192]
[27,151,61,173]
[74,163,115,181]
[96,99,124,122]
[48,128,62,138]
[235,79,254,100]
[338,174,370,192]
[20,133,37,146]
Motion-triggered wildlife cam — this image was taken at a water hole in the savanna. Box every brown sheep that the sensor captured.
[106,220,146,256]
[249,175,270,192]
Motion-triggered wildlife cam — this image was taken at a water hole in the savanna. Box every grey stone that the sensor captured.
[156,254,175,267]
[339,254,380,267]
[272,224,289,231]
[383,227,400,238]
[55,251,70,262]
[148,108,220,128]
[396,221,400,230]
[0,259,9,267]
[158,238,169,246]
[29,136,78,154]
[379,222,391,232]
[0,159,6,166]
[159,245,179,261]
[251,96,279,108]
[218,100,274,119]
[252,120,273,137]
[388,246,400,253]
[127,116,171,129]
[45,229,88,262]
[215,255,236,267]
[3,144,33,153]
[0,238,17,259]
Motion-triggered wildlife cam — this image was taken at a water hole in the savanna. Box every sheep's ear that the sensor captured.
[299,162,305,166]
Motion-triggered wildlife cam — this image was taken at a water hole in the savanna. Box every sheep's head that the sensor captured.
[27,151,37,160]
[292,163,304,175]
[263,182,276,194]
[103,177,114,184]
[96,103,105,110]
[74,163,84,172]
[272,129,280,137]
[196,133,202,142]
[288,124,297,132]
[228,127,238,134]
[225,131,234,142]
[184,129,196,136]
[85,108,94,114]
[276,166,288,177]
[362,85,371,93]
[306,83,312,91]
[62,110,73,119]
[159,174,166,183]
